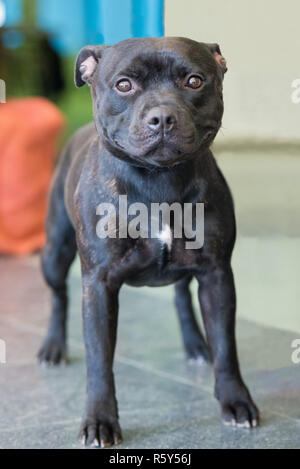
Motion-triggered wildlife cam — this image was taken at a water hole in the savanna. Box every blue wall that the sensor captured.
[2,0,23,25]
[2,0,164,55]
[132,0,164,38]
[37,0,87,54]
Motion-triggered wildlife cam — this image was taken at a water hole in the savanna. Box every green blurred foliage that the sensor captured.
[23,0,36,26]
[56,58,93,143]
[0,0,93,146]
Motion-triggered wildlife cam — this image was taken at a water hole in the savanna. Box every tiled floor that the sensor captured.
[0,149,299,449]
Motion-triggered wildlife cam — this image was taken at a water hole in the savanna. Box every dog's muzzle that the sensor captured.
[146,106,177,136]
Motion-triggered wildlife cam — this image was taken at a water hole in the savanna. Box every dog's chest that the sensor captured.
[123,226,201,287]
[157,224,173,251]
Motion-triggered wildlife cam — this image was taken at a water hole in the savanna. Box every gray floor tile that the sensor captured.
[0,248,299,449]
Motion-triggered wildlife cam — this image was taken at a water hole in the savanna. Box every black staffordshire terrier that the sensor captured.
[39,37,259,447]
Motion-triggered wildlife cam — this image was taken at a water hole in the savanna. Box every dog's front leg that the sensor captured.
[79,270,122,448]
[197,264,260,428]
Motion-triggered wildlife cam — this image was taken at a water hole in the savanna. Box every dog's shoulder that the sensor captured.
[68,122,98,155]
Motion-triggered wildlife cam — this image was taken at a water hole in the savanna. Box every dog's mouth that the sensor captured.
[107,127,218,168]
[114,136,183,154]
[114,137,188,166]
[115,131,195,153]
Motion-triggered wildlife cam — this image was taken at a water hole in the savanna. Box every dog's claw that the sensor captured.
[38,337,67,367]
[91,439,100,448]
[223,416,259,429]
[237,420,251,429]
[79,417,122,448]
[223,419,236,427]
[101,440,112,448]
[187,356,206,366]
[114,437,123,446]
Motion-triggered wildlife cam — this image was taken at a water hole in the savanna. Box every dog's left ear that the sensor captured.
[75,45,109,87]
[206,43,228,75]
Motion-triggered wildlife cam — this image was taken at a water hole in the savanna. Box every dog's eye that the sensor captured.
[185,75,203,89]
[116,79,132,93]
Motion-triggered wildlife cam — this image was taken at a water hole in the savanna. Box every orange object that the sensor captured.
[0,98,65,255]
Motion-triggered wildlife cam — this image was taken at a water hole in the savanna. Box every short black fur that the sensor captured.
[39,37,259,447]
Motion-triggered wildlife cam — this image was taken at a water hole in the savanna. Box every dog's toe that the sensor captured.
[79,420,123,449]
[222,402,260,429]
[185,341,211,365]
[38,337,67,366]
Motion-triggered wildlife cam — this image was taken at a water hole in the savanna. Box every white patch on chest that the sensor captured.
[157,224,172,251]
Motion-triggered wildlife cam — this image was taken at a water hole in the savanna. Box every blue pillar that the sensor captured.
[99,0,164,45]
[2,0,23,25]
[7,0,165,55]
[132,0,164,38]
[100,0,132,45]
[84,0,103,45]
[37,0,86,55]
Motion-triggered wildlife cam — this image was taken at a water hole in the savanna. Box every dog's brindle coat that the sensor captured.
[39,37,259,447]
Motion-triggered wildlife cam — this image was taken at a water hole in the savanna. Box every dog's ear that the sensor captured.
[75,45,109,87]
[206,43,227,74]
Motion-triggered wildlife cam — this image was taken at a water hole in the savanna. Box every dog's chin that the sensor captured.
[110,138,201,168]
[141,144,192,168]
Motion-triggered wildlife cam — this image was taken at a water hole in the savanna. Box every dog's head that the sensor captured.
[75,37,227,168]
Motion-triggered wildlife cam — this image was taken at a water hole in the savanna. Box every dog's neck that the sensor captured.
[100,146,210,205]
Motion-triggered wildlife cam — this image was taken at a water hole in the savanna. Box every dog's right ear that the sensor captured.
[75,45,109,87]
[205,43,228,75]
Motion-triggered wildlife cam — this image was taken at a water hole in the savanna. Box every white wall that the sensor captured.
[165,0,300,142]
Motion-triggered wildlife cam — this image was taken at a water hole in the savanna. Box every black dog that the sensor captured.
[39,37,259,447]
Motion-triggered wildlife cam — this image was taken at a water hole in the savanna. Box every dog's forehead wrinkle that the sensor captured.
[105,46,215,83]
[112,52,194,84]
[104,37,215,73]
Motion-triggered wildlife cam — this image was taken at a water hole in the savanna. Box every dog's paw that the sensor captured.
[217,379,260,429]
[222,401,259,428]
[38,336,67,366]
[79,418,123,448]
[185,337,211,365]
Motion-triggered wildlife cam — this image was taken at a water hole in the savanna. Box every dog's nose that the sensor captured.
[147,107,177,133]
